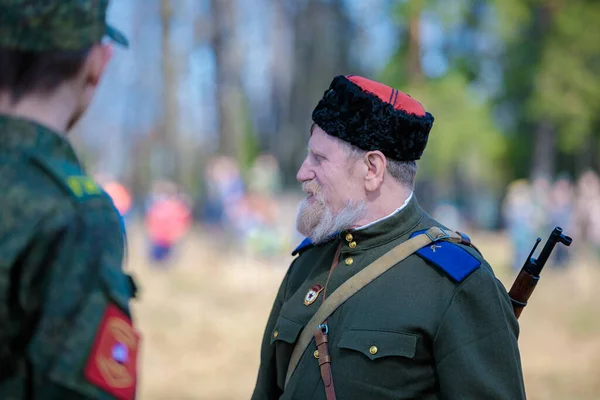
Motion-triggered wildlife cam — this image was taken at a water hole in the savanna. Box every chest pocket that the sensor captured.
[335,329,424,394]
[271,316,303,345]
[271,316,303,390]
[43,267,138,399]
[338,329,417,360]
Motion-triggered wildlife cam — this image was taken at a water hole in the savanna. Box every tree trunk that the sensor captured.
[267,0,294,152]
[407,14,423,82]
[278,0,357,185]
[531,121,557,179]
[407,0,424,83]
[211,0,244,159]
[157,0,179,181]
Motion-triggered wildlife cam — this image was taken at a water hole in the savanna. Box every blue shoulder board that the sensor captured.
[292,237,314,256]
[410,229,481,282]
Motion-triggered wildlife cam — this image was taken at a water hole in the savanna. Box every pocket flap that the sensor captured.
[270,316,303,345]
[338,329,417,360]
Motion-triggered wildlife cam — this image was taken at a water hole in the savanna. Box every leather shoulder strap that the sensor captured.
[284,226,459,388]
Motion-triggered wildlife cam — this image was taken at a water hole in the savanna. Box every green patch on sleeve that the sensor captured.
[26,152,104,201]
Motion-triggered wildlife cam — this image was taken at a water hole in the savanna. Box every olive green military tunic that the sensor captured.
[0,115,139,399]
[252,196,526,399]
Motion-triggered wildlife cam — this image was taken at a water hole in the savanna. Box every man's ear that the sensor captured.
[74,43,113,114]
[364,151,386,192]
[85,43,113,87]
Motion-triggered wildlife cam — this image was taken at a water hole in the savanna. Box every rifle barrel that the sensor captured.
[509,226,572,319]
[535,227,573,273]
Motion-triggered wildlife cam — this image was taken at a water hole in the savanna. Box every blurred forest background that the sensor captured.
[72,0,600,398]
[79,0,599,221]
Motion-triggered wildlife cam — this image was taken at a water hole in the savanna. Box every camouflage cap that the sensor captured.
[0,0,128,51]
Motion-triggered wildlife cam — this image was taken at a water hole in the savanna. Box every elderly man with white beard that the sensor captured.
[251,75,526,400]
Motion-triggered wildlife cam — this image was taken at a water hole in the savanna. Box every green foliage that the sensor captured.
[400,74,508,187]
[385,0,600,187]
[493,0,600,176]
[383,0,508,189]
[527,2,600,153]
[492,0,536,40]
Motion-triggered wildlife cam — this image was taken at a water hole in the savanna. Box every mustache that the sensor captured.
[302,181,321,196]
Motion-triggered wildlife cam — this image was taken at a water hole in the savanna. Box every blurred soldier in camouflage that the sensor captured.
[0,1,139,399]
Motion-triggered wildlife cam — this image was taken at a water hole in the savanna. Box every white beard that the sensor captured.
[296,194,366,245]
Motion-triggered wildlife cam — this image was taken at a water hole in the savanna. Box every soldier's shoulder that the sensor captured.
[0,154,66,216]
[0,151,115,224]
[0,157,70,264]
[408,227,484,284]
[25,151,107,204]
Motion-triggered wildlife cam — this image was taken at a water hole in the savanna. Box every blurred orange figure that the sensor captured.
[145,195,192,262]
[103,180,133,217]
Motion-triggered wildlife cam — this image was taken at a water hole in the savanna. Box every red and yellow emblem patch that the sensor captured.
[304,284,324,306]
[84,304,140,400]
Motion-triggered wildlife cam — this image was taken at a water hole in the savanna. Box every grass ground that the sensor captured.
[125,225,600,400]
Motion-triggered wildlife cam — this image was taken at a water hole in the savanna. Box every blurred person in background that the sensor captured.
[242,153,288,257]
[548,174,575,267]
[247,153,284,196]
[252,75,525,400]
[200,157,228,228]
[503,179,537,271]
[145,180,192,265]
[575,170,600,258]
[97,174,134,226]
[0,1,140,399]
[200,155,245,232]
[531,176,552,238]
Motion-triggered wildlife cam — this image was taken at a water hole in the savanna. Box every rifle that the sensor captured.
[508,226,572,319]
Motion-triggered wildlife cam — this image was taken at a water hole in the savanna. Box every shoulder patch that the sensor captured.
[84,303,139,400]
[27,152,104,201]
[292,237,314,256]
[410,230,481,282]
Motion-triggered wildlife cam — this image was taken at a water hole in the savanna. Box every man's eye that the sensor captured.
[313,154,325,163]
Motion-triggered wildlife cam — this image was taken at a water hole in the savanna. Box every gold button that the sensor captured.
[349,241,357,249]
[345,257,353,265]
[369,346,378,355]
[314,350,320,358]
[345,233,353,242]
[273,330,279,338]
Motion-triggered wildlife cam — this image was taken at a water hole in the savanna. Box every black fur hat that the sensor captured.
[312,75,434,161]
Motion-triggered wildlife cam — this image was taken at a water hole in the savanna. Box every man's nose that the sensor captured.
[296,159,314,183]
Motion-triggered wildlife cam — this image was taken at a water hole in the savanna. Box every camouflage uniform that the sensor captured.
[0,1,138,399]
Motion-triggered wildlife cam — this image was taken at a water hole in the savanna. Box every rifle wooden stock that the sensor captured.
[508,269,540,319]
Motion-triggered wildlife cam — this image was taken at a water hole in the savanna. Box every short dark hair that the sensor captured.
[338,136,418,188]
[0,48,90,103]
